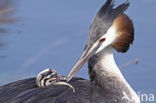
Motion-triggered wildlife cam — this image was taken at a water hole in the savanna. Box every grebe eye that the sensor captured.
[99,38,106,43]
[49,80,53,83]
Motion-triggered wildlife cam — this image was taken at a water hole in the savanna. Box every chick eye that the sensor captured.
[48,78,56,83]
[48,80,53,83]
[99,38,106,43]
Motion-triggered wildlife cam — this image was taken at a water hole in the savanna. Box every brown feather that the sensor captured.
[112,14,134,53]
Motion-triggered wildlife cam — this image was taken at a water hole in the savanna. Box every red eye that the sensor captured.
[99,38,106,43]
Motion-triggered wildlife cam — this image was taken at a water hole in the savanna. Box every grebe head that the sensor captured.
[67,0,134,81]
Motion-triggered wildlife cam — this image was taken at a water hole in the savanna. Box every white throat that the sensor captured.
[98,46,121,76]
[89,46,140,103]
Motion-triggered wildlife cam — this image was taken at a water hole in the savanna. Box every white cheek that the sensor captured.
[96,25,117,53]
[96,42,107,53]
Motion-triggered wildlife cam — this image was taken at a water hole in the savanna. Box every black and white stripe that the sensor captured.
[36,68,75,92]
[36,68,58,87]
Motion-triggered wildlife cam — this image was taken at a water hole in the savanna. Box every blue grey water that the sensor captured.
[0,0,156,102]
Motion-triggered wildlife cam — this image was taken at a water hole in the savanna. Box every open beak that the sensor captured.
[67,39,105,82]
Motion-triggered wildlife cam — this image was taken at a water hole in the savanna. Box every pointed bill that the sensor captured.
[67,40,103,82]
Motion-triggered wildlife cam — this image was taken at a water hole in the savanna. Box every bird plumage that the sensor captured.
[111,14,134,52]
[0,77,133,103]
[0,78,111,103]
